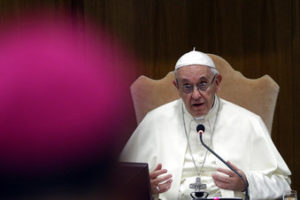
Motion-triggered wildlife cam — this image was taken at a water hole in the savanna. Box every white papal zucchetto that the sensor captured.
[175,48,216,70]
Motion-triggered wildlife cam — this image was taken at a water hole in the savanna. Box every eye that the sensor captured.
[199,81,208,86]
[198,81,208,89]
[183,84,192,89]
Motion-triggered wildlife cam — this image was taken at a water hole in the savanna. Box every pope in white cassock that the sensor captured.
[120,50,291,200]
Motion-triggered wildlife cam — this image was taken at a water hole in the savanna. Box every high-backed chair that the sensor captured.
[130,54,279,134]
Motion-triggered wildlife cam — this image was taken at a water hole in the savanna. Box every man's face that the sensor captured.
[174,65,221,117]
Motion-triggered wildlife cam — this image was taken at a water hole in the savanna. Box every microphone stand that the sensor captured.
[199,131,249,200]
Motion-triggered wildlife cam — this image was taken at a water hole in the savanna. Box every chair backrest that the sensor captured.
[130,54,279,134]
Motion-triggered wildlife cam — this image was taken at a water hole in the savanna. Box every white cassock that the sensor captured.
[120,96,291,200]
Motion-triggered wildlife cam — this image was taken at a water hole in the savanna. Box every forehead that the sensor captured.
[176,65,213,80]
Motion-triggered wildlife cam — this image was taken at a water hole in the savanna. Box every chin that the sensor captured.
[188,106,208,117]
[191,112,205,118]
[194,114,204,118]
[193,110,208,117]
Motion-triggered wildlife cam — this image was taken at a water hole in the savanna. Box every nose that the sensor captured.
[191,87,202,100]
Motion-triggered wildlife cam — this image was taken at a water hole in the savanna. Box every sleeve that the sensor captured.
[119,115,162,200]
[119,114,159,172]
[245,171,291,199]
[244,117,291,200]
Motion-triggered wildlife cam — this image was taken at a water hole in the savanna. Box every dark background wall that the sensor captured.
[1,0,299,195]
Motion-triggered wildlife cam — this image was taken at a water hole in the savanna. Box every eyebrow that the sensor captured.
[180,76,210,83]
[199,76,210,81]
[181,78,191,82]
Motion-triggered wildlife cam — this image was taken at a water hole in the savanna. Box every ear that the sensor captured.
[173,80,179,90]
[215,74,222,92]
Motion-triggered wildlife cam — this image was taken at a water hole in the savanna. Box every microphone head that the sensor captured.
[196,124,205,132]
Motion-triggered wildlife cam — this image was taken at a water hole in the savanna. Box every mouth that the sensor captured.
[192,103,204,108]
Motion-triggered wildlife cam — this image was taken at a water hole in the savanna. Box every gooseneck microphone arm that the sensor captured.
[196,124,249,200]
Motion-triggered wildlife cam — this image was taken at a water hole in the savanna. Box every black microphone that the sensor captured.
[196,124,249,200]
